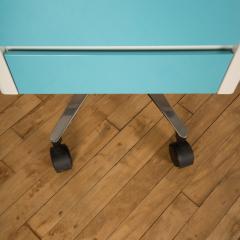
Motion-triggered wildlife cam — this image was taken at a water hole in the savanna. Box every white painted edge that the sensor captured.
[5,45,234,51]
[0,48,18,94]
[218,45,240,94]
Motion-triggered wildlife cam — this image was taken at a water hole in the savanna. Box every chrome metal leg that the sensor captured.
[149,94,194,168]
[149,94,188,139]
[50,94,87,144]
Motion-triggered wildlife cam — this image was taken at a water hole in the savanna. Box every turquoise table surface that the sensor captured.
[0,0,240,46]
[5,50,233,94]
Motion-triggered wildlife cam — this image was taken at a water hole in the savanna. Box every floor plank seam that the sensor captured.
[10,98,54,139]
[25,223,42,240]
[105,118,122,131]
[179,95,212,115]
[177,101,195,115]
[10,127,25,140]
[37,95,53,103]
[181,191,200,207]
[0,159,11,169]
[137,179,185,240]
[0,159,16,175]
[103,94,184,132]
[0,96,20,114]
[0,97,43,138]
[172,203,199,240]
[109,98,152,131]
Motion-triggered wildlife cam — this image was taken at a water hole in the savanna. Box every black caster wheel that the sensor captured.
[50,143,72,173]
[169,140,194,168]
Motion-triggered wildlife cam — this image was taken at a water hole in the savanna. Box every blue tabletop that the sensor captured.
[0,0,240,46]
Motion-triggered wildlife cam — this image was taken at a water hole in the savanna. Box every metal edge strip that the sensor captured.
[218,45,240,94]
[0,48,18,94]
[5,45,234,51]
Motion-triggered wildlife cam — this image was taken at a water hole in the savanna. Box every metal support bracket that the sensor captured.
[149,94,188,139]
[50,94,87,143]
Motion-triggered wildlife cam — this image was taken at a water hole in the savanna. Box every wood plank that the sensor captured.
[1,92,239,240]
[107,94,150,129]
[106,94,184,130]
[28,101,165,238]
[0,129,22,160]
[1,93,180,240]
[108,94,183,129]
[30,96,183,238]
[3,99,71,171]
[183,95,240,205]
[0,121,118,240]
[0,95,41,135]
[140,194,198,240]
[0,160,14,185]
[0,95,146,239]
[76,145,173,240]
[91,94,129,117]
[183,136,240,206]
[28,96,183,239]
[206,196,240,240]
[38,105,190,240]
[179,94,210,113]
[36,94,50,102]
[0,94,19,113]
[10,225,39,240]
[107,162,194,240]
[13,94,105,139]
[105,96,240,240]
[13,95,72,138]
[3,94,117,171]
[174,160,240,240]
[0,95,123,215]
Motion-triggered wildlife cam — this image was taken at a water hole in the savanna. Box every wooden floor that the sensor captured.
[0,91,240,240]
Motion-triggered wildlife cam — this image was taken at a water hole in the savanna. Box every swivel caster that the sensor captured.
[169,138,194,168]
[50,141,72,173]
